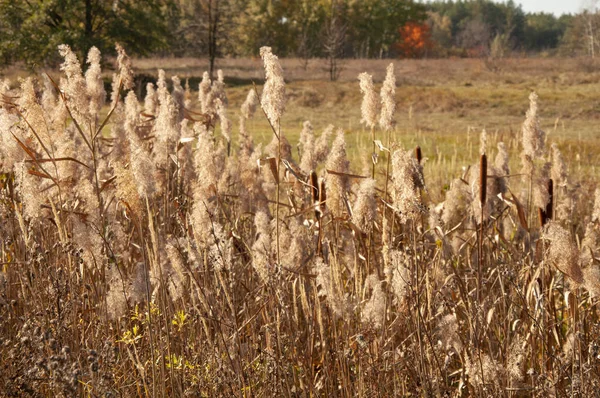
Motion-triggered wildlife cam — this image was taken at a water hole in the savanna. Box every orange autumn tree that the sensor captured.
[397,21,433,58]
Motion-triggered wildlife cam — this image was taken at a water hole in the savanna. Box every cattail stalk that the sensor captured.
[477,154,487,317]
[415,146,422,164]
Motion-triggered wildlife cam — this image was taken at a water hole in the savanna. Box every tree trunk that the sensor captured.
[208,0,219,81]
[85,0,93,39]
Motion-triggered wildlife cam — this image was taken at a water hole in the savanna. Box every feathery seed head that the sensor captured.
[259,46,286,127]
[241,88,258,119]
[358,72,378,129]
[542,222,583,284]
[522,91,545,158]
[379,63,396,131]
[391,148,425,223]
[299,120,316,173]
[85,47,106,118]
[352,178,377,233]
[325,130,350,217]
[115,43,134,90]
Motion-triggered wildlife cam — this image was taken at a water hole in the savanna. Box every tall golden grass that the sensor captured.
[0,44,599,397]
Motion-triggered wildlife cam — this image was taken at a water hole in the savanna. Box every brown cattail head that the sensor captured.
[538,208,545,228]
[310,170,320,220]
[539,178,554,226]
[545,178,553,222]
[319,177,327,210]
[479,154,487,205]
[310,171,319,203]
[415,146,422,164]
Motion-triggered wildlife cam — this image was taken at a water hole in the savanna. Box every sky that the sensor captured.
[506,0,586,15]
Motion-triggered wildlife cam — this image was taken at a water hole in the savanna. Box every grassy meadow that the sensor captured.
[1,49,600,397]
[133,56,600,192]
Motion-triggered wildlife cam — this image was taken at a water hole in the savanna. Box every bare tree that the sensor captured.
[323,1,346,82]
[582,0,600,57]
[206,0,219,80]
[456,18,491,57]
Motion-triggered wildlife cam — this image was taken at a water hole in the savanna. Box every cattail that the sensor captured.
[544,178,553,222]
[309,171,320,220]
[522,91,545,158]
[319,177,327,215]
[538,178,553,227]
[259,46,286,127]
[85,47,105,119]
[415,146,422,164]
[379,63,396,131]
[479,154,487,206]
[358,72,378,129]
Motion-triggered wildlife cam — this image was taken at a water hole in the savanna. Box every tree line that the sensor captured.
[0,0,598,70]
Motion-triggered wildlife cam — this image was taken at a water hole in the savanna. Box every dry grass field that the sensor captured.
[1,49,600,397]
[133,56,600,185]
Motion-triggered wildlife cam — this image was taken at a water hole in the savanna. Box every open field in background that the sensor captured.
[6,57,600,181]
[130,57,600,199]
